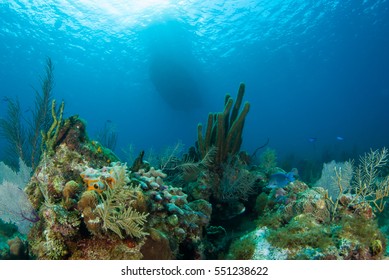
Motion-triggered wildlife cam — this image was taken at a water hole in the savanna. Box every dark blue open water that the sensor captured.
[1,0,388,166]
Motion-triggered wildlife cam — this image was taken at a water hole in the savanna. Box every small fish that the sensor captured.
[225,202,246,219]
[266,169,297,189]
[106,120,112,123]
[336,136,344,141]
[308,137,317,143]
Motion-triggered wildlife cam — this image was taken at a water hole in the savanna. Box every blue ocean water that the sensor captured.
[0,0,388,167]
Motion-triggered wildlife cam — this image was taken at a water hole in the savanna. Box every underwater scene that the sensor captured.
[0,0,389,260]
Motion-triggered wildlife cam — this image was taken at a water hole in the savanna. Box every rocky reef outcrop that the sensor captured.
[25,116,211,260]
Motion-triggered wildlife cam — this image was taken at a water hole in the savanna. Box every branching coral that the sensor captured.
[259,148,278,175]
[0,57,61,169]
[96,191,149,239]
[318,148,389,220]
[84,163,149,239]
[29,57,56,168]
[218,158,257,202]
[0,99,26,166]
[350,147,389,212]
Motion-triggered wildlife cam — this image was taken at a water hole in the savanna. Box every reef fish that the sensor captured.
[266,169,297,189]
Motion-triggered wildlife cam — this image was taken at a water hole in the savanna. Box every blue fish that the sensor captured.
[336,136,344,141]
[266,169,297,189]
[308,137,317,143]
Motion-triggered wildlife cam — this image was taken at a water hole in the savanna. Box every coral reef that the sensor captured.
[24,115,212,259]
[228,177,387,260]
[3,80,387,260]
[227,227,288,260]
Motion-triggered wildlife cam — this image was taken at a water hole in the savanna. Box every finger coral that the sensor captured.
[197,83,250,164]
